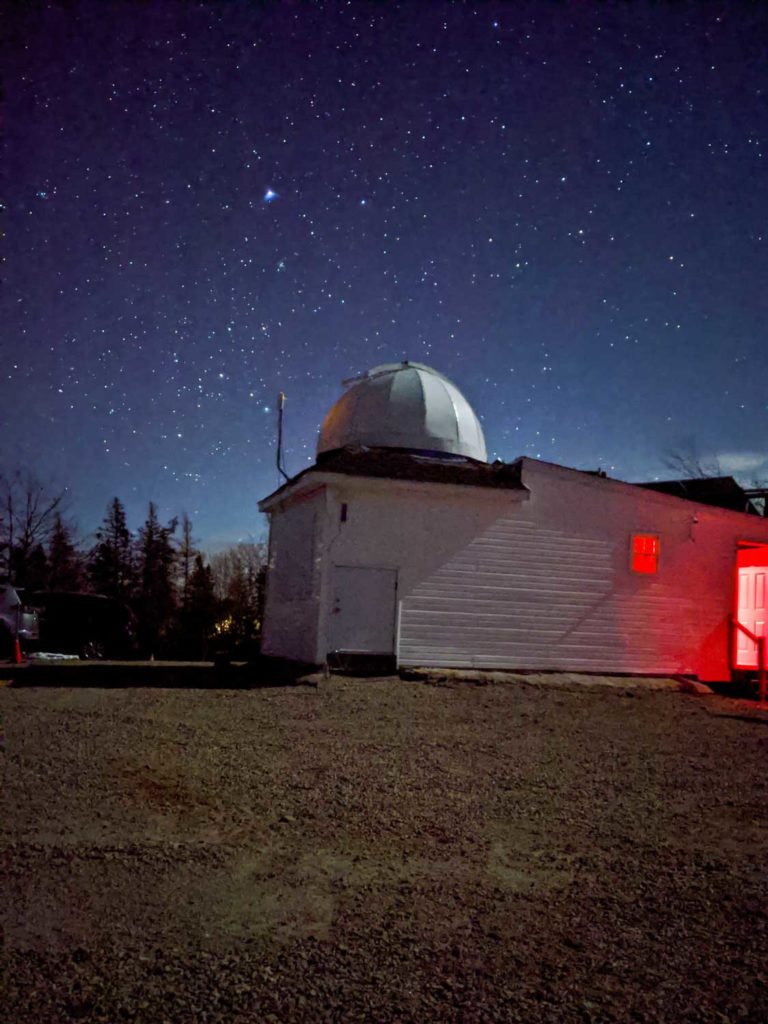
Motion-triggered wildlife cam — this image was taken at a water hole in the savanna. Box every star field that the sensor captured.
[3,1,767,545]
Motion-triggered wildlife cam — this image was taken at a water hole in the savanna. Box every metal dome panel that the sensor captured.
[317,362,487,462]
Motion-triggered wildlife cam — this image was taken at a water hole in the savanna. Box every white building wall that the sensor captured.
[314,462,768,680]
[260,486,326,663]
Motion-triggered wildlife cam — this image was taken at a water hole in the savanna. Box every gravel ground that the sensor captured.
[2,674,768,1023]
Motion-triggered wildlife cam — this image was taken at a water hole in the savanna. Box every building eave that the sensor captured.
[259,464,529,513]
[516,456,768,525]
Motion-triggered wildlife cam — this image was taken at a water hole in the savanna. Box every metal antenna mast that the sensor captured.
[276,392,290,483]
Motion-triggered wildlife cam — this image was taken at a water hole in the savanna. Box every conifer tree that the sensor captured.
[89,498,135,601]
[136,502,177,656]
[177,513,196,612]
[47,513,84,591]
[18,543,49,592]
[184,554,217,659]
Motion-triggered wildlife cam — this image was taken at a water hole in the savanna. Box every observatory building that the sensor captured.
[259,361,768,682]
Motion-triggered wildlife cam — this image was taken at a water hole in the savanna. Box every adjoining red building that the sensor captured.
[259,362,768,682]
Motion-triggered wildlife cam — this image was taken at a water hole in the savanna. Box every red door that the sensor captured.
[735,548,768,669]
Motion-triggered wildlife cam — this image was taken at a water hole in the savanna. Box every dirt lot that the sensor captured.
[2,673,768,1023]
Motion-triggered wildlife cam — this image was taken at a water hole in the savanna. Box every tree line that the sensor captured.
[1,471,266,659]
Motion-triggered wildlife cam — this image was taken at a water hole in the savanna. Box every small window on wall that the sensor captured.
[631,533,660,574]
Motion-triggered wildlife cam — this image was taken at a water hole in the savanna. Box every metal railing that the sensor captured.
[732,616,767,705]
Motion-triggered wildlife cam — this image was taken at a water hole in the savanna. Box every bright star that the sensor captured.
[264,188,278,203]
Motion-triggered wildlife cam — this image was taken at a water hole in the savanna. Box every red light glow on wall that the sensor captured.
[631,533,660,574]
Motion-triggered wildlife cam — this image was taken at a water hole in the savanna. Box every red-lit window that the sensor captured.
[631,533,660,574]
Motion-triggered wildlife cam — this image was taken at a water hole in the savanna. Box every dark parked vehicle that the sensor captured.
[30,592,137,659]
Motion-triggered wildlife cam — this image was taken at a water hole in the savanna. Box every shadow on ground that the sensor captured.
[1,656,321,689]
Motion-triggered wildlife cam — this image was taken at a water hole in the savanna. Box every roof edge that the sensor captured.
[259,448,527,511]
[517,456,767,521]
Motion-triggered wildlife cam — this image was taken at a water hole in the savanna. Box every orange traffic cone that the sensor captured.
[13,637,23,664]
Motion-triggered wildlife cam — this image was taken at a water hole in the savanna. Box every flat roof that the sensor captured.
[259,449,767,524]
[259,447,526,508]
[638,476,762,515]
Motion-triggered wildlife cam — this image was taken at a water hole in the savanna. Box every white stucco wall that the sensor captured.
[260,486,326,663]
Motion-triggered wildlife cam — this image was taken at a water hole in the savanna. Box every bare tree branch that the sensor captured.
[0,470,68,582]
[662,444,721,479]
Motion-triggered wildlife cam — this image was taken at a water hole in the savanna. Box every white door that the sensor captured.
[736,566,767,669]
[327,566,397,654]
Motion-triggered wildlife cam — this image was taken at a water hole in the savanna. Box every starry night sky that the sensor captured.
[4,1,767,547]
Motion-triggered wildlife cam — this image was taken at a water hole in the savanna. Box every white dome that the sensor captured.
[317,361,487,462]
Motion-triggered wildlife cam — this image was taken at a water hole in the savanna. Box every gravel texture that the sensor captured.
[2,674,768,1023]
